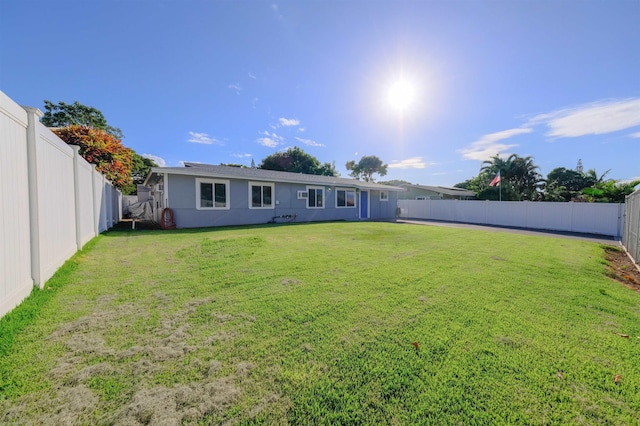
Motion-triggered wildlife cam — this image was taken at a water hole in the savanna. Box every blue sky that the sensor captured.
[1,0,639,186]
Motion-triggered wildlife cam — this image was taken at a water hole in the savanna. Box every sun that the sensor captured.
[387,79,416,112]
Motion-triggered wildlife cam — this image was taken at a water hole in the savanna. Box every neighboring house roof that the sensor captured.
[399,183,476,198]
[145,163,405,191]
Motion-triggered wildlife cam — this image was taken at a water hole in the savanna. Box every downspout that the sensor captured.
[163,173,169,208]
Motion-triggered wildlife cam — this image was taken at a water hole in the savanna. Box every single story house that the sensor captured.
[143,163,404,228]
[397,183,475,200]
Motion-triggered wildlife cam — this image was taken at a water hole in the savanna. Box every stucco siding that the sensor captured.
[165,174,397,228]
[369,190,398,219]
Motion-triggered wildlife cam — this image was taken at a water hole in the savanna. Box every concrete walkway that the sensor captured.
[397,219,621,246]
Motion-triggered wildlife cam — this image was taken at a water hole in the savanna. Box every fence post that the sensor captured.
[91,165,100,237]
[617,203,623,241]
[23,107,43,288]
[71,146,83,250]
[569,201,574,233]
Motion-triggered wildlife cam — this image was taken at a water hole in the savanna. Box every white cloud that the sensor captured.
[529,98,640,138]
[617,176,640,185]
[294,137,325,147]
[279,117,300,127]
[298,127,305,132]
[248,72,256,80]
[261,131,284,142]
[388,157,430,169]
[141,153,166,167]
[228,83,242,94]
[630,131,640,138]
[257,137,280,148]
[188,132,220,145]
[232,153,252,158]
[458,127,531,161]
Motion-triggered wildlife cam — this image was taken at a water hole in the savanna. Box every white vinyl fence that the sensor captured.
[1,90,121,318]
[622,189,640,266]
[398,199,625,238]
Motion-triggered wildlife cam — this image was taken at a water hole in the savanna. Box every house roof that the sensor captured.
[399,183,476,197]
[144,163,404,191]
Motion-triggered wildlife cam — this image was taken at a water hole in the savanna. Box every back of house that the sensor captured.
[143,163,403,228]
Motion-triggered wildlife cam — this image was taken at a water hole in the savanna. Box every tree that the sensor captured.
[454,176,487,194]
[583,168,610,185]
[41,100,124,139]
[480,154,543,200]
[259,147,338,176]
[345,155,388,182]
[380,179,412,186]
[53,125,133,189]
[545,167,594,201]
[220,163,248,168]
[581,179,640,203]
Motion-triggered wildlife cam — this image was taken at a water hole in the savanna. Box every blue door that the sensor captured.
[360,191,369,219]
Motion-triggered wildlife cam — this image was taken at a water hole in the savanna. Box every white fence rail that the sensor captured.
[1,90,121,318]
[623,190,640,266]
[398,199,625,238]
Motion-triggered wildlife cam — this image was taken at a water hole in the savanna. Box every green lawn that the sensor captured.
[1,222,639,425]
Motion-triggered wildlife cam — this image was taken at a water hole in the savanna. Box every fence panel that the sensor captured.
[0,92,33,316]
[398,199,624,238]
[570,203,623,237]
[623,190,640,266]
[523,202,572,231]
[76,155,97,247]
[34,123,77,284]
[0,90,122,318]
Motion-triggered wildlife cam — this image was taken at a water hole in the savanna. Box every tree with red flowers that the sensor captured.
[53,125,133,189]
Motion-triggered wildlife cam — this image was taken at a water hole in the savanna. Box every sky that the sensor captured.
[1,0,639,187]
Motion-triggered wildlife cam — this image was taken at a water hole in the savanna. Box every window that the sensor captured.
[336,188,356,208]
[380,191,389,201]
[307,186,324,208]
[416,196,427,200]
[196,178,229,210]
[249,182,274,209]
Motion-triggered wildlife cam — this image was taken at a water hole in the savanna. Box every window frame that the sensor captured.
[380,190,389,201]
[248,181,275,209]
[306,186,325,209]
[335,187,356,208]
[195,178,230,210]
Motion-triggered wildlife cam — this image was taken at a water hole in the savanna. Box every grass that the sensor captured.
[1,221,639,424]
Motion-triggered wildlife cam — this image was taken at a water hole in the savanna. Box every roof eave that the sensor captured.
[146,167,404,191]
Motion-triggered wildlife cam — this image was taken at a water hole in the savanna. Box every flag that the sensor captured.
[489,170,501,187]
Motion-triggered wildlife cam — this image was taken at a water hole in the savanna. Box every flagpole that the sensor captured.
[499,169,502,202]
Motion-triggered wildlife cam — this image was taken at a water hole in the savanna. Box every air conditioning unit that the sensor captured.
[156,184,164,191]
[297,190,308,199]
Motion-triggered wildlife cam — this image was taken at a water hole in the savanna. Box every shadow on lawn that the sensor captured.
[105,219,352,236]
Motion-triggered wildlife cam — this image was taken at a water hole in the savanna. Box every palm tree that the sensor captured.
[480,154,543,200]
[584,168,611,186]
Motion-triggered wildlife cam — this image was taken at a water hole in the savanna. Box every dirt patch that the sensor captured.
[604,246,640,293]
[281,278,302,286]
[113,377,241,425]
[2,297,261,425]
